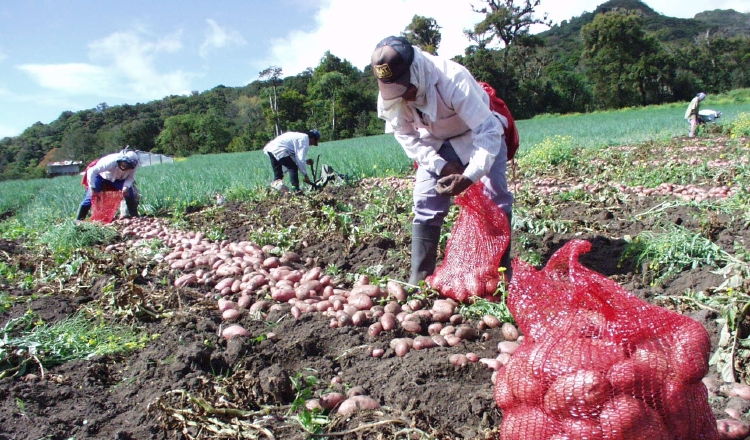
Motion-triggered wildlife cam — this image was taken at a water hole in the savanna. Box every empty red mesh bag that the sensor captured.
[494,239,718,440]
[427,183,510,303]
[90,191,123,224]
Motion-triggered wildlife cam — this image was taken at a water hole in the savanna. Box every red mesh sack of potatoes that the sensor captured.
[494,239,718,440]
[90,191,123,224]
[427,183,510,303]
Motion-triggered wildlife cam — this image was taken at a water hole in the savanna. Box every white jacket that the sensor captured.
[380,50,505,183]
[86,152,137,189]
[263,132,311,176]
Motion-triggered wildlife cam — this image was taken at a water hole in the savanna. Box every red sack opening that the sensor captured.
[90,191,123,224]
[495,239,718,440]
[426,183,510,303]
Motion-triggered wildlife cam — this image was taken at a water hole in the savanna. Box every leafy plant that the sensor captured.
[621,223,728,285]
[0,311,150,378]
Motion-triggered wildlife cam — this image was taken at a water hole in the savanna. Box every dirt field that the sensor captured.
[1,134,749,439]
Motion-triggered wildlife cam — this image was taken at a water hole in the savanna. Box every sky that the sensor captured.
[1,0,748,139]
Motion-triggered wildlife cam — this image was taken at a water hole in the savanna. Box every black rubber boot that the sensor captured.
[408,224,442,285]
[125,197,139,218]
[75,205,90,221]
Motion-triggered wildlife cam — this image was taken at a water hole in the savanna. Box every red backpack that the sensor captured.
[81,159,99,187]
[478,82,519,161]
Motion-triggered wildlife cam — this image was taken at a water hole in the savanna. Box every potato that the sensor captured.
[599,395,671,440]
[431,335,448,347]
[668,321,711,384]
[384,301,401,314]
[661,379,719,440]
[372,348,385,358]
[482,315,502,329]
[560,417,603,440]
[413,336,436,350]
[337,396,380,415]
[221,324,248,340]
[497,341,520,355]
[218,299,238,312]
[222,308,241,321]
[368,322,383,337]
[607,360,665,400]
[174,273,197,287]
[450,354,470,367]
[348,294,374,311]
[350,284,381,298]
[271,287,296,302]
[380,313,397,331]
[455,325,478,341]
[320,392,346,410]
[401,320,422,334]
[499,406,559,440]
[717,419,750,440]
[386,280,407,301]
[501,322,519,341]
[432,299,456,316]
[542,370,611,417]
[505,348,547,405]
[351,310,369,327]
[394,339,410,357]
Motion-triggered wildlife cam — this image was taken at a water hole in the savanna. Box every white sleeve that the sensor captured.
[462,115,504,182]
[294,138,309,176]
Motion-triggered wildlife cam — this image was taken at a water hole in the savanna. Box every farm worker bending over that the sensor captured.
[685,92,706,138]
[263,129,320,192]
[76,149,140,220]
[371,36,514,285]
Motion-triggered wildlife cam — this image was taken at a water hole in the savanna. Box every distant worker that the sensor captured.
[685,92,706,138]
[76,149,140,220]
[263,129,320,192]
[370,36,514,285]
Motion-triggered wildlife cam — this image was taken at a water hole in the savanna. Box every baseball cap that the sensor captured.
[308,129,320,141]
[371,36,414,100]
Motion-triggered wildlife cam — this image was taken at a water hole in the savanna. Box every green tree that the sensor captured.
[259,66,283,136]
[402,15,442,54]
[581,9,674,109]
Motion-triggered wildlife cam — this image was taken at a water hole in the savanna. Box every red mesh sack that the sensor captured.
[90,191,123,224]
[494,239,718,440]
[426,183,510,303]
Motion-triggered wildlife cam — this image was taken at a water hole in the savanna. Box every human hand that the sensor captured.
[306,159,314,166]
[436,175,473,196]
[122,187,130,196]
[440,162,466,177]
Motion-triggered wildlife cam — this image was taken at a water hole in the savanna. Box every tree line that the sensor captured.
[1,0,748,181]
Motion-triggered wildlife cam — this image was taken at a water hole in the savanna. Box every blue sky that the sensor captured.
[1,0,747,139]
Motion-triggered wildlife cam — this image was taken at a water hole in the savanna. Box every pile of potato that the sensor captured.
[115,217,520,373]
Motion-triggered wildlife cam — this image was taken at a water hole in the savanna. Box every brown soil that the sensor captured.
[1,134,749,439]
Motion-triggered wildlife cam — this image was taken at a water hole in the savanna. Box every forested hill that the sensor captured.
[539,0,750,65]
[1,0,748,181]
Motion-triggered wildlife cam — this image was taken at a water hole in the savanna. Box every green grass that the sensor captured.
[0,311,151,378]
[1,95,748,232]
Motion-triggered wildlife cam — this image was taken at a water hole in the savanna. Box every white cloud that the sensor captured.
[18,63,110,95]
[199,19,246,58]
[260,0,481,76]
[18,29,197,101]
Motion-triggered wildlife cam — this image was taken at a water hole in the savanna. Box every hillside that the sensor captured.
[540,0,750,63]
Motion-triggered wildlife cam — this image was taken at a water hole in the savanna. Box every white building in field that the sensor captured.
[47,160,83,176]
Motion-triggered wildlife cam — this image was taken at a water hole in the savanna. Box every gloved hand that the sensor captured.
[436,174,473,196]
